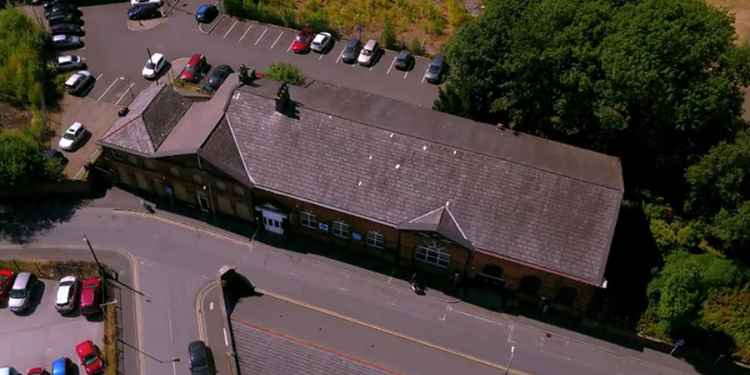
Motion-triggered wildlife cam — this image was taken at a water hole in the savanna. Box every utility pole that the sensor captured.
[503,345,515,375]
[83,234,105,278]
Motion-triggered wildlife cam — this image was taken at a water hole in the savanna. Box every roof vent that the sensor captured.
[395,164,400,169]
[357,180,363,186]
[368,155,373,160]
[389,133,394,138]
[452,150,457,155]
[422,145,427,151]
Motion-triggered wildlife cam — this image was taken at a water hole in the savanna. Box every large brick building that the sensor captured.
[99,75,623,312]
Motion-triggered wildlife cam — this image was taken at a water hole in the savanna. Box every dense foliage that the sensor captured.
[264,62,306,86]
[437,0,750,363]
[0,8,47,107]
[0,130,63,191]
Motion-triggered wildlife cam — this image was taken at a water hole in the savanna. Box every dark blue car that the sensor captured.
[128,3,160,20]
[195,4,217,23]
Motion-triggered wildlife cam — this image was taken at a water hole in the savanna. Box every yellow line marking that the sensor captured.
[255,287,533,375]
[195,281,219,342]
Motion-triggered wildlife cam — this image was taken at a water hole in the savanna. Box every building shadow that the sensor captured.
[221,269,261,315]
[0,197,85,244]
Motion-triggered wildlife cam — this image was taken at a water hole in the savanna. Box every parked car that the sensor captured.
[128,3,160,21]
[188,341,213,375]
[55,55,86,73]
[195,4,217,23]
[178,53,208,83]
[424,54,445,84]
[142,52,166,79]
[50,358,71,375]
[0,269,14,300]
[64,70,94,96]
[394,49,414,71]
[341,38,361,64]
[79,276,102,316]
[75,341,104,375]
[55,276,78,314]
[51,23,84,36]
[51,34,82,50]
[8,272,36,313]
[48,13,82,26]
[0,368,20,375]
[43,0,69,11]
[45,4,78,19]
[26,368,49,375]
[310,32,332,53]
[290,27,314,54]
[357,39,379,66]
[130,0,161,6]
[58,122,86,151]
[202,64,233,93]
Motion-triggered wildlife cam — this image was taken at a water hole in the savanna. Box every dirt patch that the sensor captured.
[0,102,33,132]
[706,0,750,45]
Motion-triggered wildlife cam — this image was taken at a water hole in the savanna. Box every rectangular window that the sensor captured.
[300,211,317,229]
[415,243,450,268]
[169,167,181,177]
[366,231,384,249]
[331,221,350,239]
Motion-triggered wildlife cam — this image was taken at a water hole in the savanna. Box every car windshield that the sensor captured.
[429,64,441,73]
[63,132,76,140]
[362,49,372,56]
[9,288,26,298]
[84,354,98,365]
[146,61,155,69]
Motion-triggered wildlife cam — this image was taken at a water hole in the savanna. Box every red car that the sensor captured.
[0,268,14,300]
[178,53,208,83]
[80,277,102,316]
[291,27,314,53]
[76,340,104,375]
[27,368,49,375]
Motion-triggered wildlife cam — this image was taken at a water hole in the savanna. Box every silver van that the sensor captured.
[8,272,36,313]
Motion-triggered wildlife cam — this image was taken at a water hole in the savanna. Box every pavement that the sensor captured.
[0,189,706,375]
[0,279,103,372]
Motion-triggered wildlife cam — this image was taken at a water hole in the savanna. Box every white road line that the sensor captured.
[386,56,397,74]
[97,77,122,102]
[318,53,325,61]
[421,66,429,83]
[254,28,268,46]
[223,20,238,39]
[238,24,252,42]
[285,39,294,52]
[335,46,345,63]
[270,31,283,49]
[451,307,507,327]
[223,327,229,347]
[114,82,135,106]
[404,71,409,80]
[209,301,214,311]
[95,73,103,81]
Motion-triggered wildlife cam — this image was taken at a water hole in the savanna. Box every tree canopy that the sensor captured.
[436,0,750,195]
[0,8,47,107]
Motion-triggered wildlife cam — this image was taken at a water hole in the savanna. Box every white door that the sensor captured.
[261,209,286,235]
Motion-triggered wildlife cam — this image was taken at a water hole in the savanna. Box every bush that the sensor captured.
[0,8,48,107]
[408,38,425,56]
[446,0,470,30]
[265,62,305,85]
[701,288,750,363]
[380,18,399,50]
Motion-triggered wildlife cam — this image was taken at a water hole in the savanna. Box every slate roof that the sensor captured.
[214,80,623,286]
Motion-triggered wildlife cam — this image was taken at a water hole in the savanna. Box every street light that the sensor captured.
[503,345,515,375]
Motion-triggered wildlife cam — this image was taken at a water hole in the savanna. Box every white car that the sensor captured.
[64,70,94,95]
[55,275,79,314]
[130,0,162,6]
[8,272,35,313]
[58,122,86,151]
[357,39,379,66]
[0,368,20,375]
[142,53,166,79]
[310,32,332,53]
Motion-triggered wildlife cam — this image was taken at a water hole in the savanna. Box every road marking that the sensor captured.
[97,77,122,102]
[223,20,238,39]
[95,73,103,81]
[238,24,252,42]
[209,15,226,35]
[250,288,533,375]
[209,301,214,311]
[421,66,429,83]
[195,281,219,342]
[386,56,397,74]
[254,28,268,46]
[223,327,229,347]
[508,324,516,344]
[335,46,345,64]
[114,82,135,106]
[270,31,283,49]
[404,71,409,80]
[451,307,507,327]
[132,255,146,375]
[318,53,325,61]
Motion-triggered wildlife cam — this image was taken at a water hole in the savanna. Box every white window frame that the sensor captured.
[415,239,450,268]
[331,221,350,239]
[366,231,384,249]
[300,211,317,229]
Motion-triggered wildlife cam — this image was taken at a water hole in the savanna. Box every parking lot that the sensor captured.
[0,279,103,372]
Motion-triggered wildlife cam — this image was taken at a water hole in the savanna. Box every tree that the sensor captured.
[0,131,45,191]
[380,18,398,50]
[264,62,305,85]
[701,288,750,363]
[446,0,470,30]
[436,0,750,196]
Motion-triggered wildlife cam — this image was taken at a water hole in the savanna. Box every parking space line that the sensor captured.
[254,28,268,46]
[404,71,409,80]
[95,73,103,81]
[238,24,252,42]
[335,46,345,64]
[223,20,238,39]
[270,31,283,49]
[318,53,325,61]
[285,39,294,52]
[97,77,122,102]
[421,66,429,83]
[114,82,136,106]
[386,56,397,74]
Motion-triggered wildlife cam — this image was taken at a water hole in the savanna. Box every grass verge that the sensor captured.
[0,259,100,279]
[103,303,119,375]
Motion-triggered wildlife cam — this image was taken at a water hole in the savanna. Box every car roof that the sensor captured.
[51,358,66,373]
[52,34,67,41]
[431,54,444,64]
[398,50,411,58]
[312,33,328,42]
[346,38,359,47]
[12,272,31,288]
[364,39,377,49]
[58,55,74,63]
[0,269,13,276]
[188,53,204,64]
[196,4,211,12]
[67,122,82,132]
[76,340,94,354]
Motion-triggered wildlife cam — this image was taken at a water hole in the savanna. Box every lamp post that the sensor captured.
[83,234,105,277]
[503,345,515,375]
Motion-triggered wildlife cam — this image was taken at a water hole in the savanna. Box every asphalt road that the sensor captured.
[55,0,438,109]
[0,192,699,375]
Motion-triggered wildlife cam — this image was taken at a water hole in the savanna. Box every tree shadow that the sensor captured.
[0,196,87,244]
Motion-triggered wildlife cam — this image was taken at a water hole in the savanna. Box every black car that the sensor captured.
[394,49,414,71]
[47,11,82,25]
[341,38,361,64]
[195,4,218,23]
[202,65,233,92]
[128,3,161,20]
[43,0,71,11]
[188,341,214,375]
[45,4,79,19]
[51,23,84,36]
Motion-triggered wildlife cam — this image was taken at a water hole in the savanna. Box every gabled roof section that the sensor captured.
[141,85,192,149]
[198,116,252,186]
[399,204,474,250]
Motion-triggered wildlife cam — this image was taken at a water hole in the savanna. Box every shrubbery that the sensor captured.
[0,8,48,107]
[264,62,305,86]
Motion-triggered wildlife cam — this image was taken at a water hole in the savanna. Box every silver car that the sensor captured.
[8,272,36,313]
[424,54,445,84]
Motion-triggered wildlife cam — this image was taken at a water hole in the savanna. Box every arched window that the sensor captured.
[519,276,542,295]
[555,287,578,307]
[482,265,504,279]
